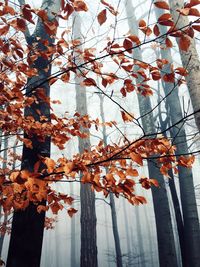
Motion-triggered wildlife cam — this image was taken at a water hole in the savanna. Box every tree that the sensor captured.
[154,4,200,266]
[169,0,200,131]
[7,1,60,266]
[125,2,178,266]
[73,14,98,267]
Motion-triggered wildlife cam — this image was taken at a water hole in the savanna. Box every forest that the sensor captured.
[0,0,200,266]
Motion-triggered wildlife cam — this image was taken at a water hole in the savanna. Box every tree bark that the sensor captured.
[154,6,200,266]
[7,1,60,267]
[169,0,200,130]
[73,14,98,267]
[125,2,178,266]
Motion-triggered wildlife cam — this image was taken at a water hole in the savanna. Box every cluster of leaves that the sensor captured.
[0,0,199,217]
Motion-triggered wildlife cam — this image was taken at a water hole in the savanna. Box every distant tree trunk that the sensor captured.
[154,6,200,266]
[134,205,145,267]
[7,1,60,267]
[99,94,123,267]
[70,183,77,267]
[73,14,98,267]
[169,0,200,130]
[125,2,178,266]
[110,195,123,267]
[122,200,132,266]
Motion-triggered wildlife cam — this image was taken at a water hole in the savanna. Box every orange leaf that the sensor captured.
[154,1,169,10]
[139,19,146,28]
[81,78,96,87]
[37,205,49,213]
[127,34,140,45]
[121,111,133,122]
[189,8,200,16]
[149,179,159,187]
[68,207,78,217]
[97,9,107,25]
[179,35,190,51]
[165,37,173,48]
[74,0,88,12]
[130,153,143,166]
[126,168,139,177]
[61,72,70,83]
[64,162,74,175]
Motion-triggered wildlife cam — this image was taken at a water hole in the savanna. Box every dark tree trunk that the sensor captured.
[154,6,200,266]
[7,1,60,266]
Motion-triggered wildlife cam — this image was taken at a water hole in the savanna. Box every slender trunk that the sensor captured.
[99,94,123,267]
[73,15,98,267]
[70,183,77,267]
[110,194,123,267]
[122,200,131,266]
[169,0,200,130]
[125,2,178,266]
[154,6,200,266]
[7,1,60,266]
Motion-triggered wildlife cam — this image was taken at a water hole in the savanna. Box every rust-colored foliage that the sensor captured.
[0,0,199,218]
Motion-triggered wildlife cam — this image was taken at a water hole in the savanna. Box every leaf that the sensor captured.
[158,13,174,26]
[163,72,175,83]
[149,179,159,187]
[139,19,146,28]
[153,24,160,36]
[130,153,143,166]
[22,4,35,24]
[154,1,169,10]
[165,37,173,48]
[74,0,88,12]
[0,25,10,36]
[64,162,74,175]
[16,18,26,32]
[189,8,200,16]
[121,111,133,122]
[185,0,200,8]
[97,9,107,25]
[127,34,140,45]
[37,205,48,213]
[68,207,78,217]
[126,168,139,177]
[123,38,133,53]
[44,158,56,173]
[61,72,70,83]
[81,78,96,87]
[179,35,190,51]
[192,25,200,32]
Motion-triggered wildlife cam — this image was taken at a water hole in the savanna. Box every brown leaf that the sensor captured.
[154,1,169,10]
[97,9,107,25]
[68,207,78,217]
[179,35,190,51]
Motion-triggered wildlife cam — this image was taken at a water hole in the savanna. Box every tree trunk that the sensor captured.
[110,194,123,267]
[169,0,200,130]
[7,1,60,267]
[125,2,178,266]
[73,14,98,267]
[99,94,123,267]
[154,6,200,266]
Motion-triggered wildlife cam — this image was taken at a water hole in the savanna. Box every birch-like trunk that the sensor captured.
[7,1,60,267]
[125,2,178,266]
[154,6,200,266]
[169,0,200,130]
